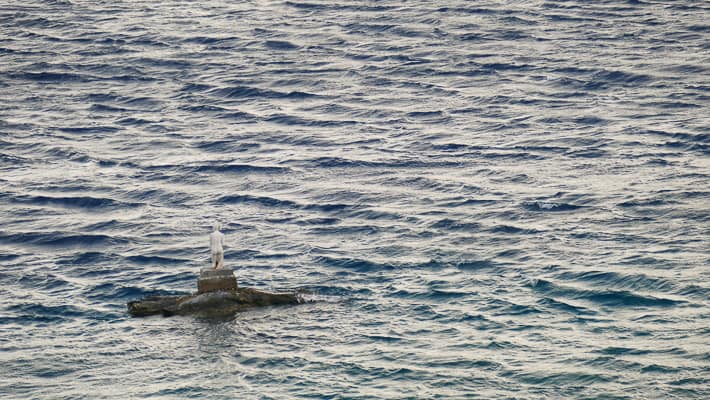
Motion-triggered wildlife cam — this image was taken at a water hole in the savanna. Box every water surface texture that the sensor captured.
[1,0,709,398]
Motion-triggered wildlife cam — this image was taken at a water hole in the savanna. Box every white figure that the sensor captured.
[209,223,225,269]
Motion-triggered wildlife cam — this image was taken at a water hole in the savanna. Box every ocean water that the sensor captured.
[0,0,708,398]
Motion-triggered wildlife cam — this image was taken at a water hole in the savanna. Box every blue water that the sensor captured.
[1,0,708,398]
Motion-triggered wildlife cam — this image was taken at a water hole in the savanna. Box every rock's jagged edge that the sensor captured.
[127,288,303,317]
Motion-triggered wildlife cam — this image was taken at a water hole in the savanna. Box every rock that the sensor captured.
[126,268,305,317]
[127,288,303,317]
[127,287,303,317]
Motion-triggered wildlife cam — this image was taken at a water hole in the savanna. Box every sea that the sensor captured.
[0,1,708,398]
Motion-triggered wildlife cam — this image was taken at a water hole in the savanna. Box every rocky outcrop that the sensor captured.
[127,268,303,317]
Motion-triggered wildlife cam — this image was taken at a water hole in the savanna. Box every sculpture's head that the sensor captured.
[213,222,221,232]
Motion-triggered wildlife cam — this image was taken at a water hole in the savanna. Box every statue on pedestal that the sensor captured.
[125,222,307,317]
[200,222,236,293]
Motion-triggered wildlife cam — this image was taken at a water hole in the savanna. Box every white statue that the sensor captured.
[209,223,225,269]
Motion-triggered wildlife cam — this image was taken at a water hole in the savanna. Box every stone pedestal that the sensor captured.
[197,268,237,294]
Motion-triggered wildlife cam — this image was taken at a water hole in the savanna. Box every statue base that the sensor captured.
[197,268,237,294]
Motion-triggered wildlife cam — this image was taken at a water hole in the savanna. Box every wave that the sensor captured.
[142,163,289,175]
[529,279,683,307]
[84,282,183,301]
[124,255,190,265]
[0,232,129,247]
[209,86,318,100]
[522,201,584,212]
[3,303,103,324]
[8,194,141,210]
[537,297,596,315]
[314,256,395,272]
[218,194,300,209]
[264,40,300,50]
[554,270,677,293]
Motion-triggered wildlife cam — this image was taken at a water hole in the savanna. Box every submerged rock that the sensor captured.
[127,268,303,317]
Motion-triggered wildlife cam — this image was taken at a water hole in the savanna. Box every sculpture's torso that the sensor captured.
[210,231,224,253]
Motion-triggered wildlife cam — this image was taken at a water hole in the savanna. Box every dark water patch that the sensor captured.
[189,164,289,174]
[454,259,498,271]
[618,198,677,208]
[9,71,94,82]
[179,83,214,93]
[84,282,183,301]
[57,251,116,266]
[5,303,88,324]
[303,202,352,213]
[510,371,614,386]
[120,188,193,204]
[489,224,540,234]
[676,285,710,299]
[179,104,226,113]
[17,273,72,292]
[217,194,299,209]
[150,271,195,286]
[480,62,534,72]
[523,201,584,212]
[299,285,369,297]
[57,126,120,134]
[529,279,683,307]
[389,288,471,301]
[291,2,397,12]
[294,217,341,226]
[116,117,157,126]
[343,208,405,221]
[674,190,710,200]
[641,129,709,145]
[265,114,358,127]
[565,148,608,158]
[0,231,129,248]
[315,256,395,272]
[131,57,192,69]
[0,253,20,262]
[538,297,596,315]
[82,93,162,110]
[640,364,681,374]
[437,7,513,15]
[496,302,542,316]
[218,110,257,121]
[293,156,461,169]
[406,110,450,121]
[183,36,238,45]
[430,218,481,231]
[501,16,538,26]
[89,104,131,112]
[658,141,710,154]
[643,101,703,109]
[555,271,676,293]
[496,249,522,258]
[0,153,30,166]
[194,140,260,153]
[597,347,654,356]
[9,194,140,210]
[439,198,497,207]
[210,86,317,100]
[125,255,190,265]
[362,334,405,343]
[644,158,674,166]
[264,40,300,50]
